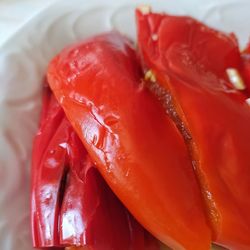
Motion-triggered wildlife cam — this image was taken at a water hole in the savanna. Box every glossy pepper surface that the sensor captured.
[31,86,162,250]
[136,9,250,250]
[47,31,211,250]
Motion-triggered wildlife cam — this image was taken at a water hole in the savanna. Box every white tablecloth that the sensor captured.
[0,0,57,45]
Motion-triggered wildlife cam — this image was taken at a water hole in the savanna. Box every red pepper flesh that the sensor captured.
[136,10,250,250]
[31,86,162,250]
[47,32,211,250]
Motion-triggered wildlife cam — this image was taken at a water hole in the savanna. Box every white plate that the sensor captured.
[0,0,249,249]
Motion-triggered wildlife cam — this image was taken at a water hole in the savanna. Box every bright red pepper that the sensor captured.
[31,86,162,250]
[136,9,250,249]
[47,31,211,250]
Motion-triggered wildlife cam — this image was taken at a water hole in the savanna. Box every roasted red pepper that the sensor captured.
[136,9,250,249]
[31,86,162,250]
[47,32,211,250]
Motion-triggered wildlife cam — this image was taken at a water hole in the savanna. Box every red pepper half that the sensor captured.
[47,31,211,250]
[136,9,250,250]
[31,86,162,250]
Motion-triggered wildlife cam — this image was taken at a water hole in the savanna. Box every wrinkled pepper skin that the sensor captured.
[136,10,250,250]
[47,32,211,250]
[31,86,162,250]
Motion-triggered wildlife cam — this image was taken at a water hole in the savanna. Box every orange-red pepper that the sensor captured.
[31,86,162,250]
[136,9,250,250]
[47,31,211,250]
